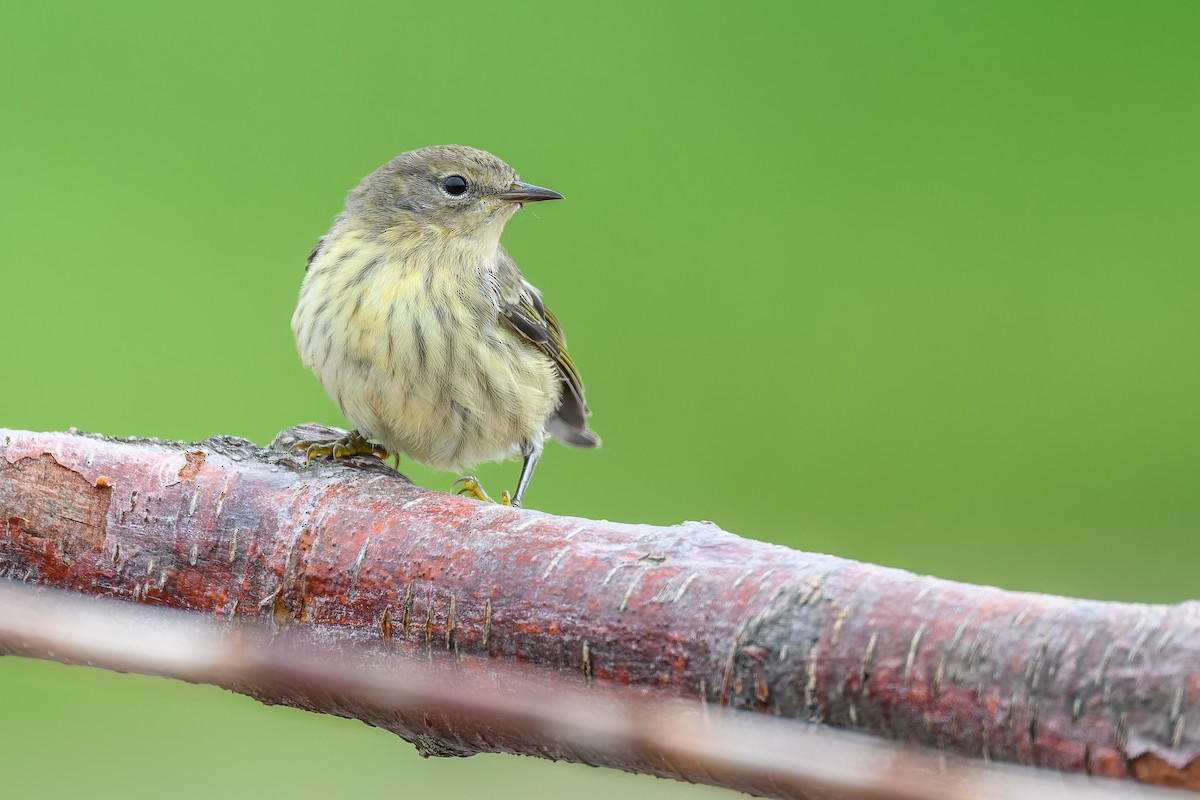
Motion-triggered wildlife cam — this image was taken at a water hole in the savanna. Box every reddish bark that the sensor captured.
[1,427,1197,792]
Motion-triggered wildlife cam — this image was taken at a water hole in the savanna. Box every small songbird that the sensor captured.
[291,145,599,507]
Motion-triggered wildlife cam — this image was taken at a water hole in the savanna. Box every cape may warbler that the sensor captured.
[291,145,598,507]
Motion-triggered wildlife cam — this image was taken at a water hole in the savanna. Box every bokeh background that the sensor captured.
[2,1,1198,797]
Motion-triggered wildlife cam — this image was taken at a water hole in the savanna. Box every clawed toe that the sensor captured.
[289,430,388,465]
[453,477,514,506]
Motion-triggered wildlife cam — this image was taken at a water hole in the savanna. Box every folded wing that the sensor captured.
[495,249,599,448]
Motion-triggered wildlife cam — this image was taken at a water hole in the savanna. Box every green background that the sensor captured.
[2,1,1198,796]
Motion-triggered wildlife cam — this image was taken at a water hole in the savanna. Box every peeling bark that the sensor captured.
[0,426,1197,793]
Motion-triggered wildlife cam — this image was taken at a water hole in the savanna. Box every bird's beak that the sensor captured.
[498,181,565,203]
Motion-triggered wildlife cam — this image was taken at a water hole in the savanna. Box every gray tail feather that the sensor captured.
[546,416,601,449]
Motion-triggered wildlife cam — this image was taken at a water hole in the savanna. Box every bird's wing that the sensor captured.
[495,248,598,447]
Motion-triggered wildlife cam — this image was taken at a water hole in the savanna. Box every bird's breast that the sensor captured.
[293,237,557,471]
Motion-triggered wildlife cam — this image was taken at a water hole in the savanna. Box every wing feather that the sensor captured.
[495,248,598,447]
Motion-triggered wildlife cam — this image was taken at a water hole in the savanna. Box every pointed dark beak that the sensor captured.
[498,181,564,203]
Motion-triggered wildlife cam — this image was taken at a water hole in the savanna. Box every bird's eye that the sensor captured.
[442,175,469,196]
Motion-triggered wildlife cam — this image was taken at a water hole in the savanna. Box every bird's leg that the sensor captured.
[510,441,542,509]
[290,429,389,465]
[453,442,542,508]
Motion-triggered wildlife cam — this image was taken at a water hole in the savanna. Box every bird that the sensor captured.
[291,145,598,508]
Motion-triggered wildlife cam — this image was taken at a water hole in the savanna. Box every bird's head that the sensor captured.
[348,145,563,244]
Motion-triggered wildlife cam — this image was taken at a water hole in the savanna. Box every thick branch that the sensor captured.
[1,427,1197,793]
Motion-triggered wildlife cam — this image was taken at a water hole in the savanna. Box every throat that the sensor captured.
[380,220,502,272]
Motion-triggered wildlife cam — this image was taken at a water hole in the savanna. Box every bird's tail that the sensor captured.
[547,416,601,449]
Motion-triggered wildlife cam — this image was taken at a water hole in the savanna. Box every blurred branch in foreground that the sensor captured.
[0,581,1182,800]
[0,427,1197,797]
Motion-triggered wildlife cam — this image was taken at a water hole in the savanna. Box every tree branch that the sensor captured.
[1,426,1196,795]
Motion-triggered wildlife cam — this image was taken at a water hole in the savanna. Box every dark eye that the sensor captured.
[442,175,468,196]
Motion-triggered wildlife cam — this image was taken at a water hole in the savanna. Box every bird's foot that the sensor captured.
[453,476,513,506]
[291,429,389,465]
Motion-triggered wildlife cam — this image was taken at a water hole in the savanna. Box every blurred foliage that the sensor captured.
[1,1,1197,797]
